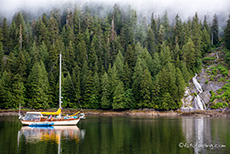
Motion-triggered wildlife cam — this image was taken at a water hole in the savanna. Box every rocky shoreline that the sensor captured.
[1,109,230,117]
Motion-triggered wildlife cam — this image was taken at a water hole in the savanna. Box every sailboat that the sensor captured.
[20,54,85,126]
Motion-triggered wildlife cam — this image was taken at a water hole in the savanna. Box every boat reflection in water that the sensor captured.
[18,126,85,153]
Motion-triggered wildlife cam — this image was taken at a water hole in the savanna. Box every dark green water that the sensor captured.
[0,116,230,154]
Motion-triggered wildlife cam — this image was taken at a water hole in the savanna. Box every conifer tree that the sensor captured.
[132,57,144,106]
[175,67,185,102]
[11,74,25,108]
[182,38,196,72]
[146,28,156,55]
[9,21,17,50]
[139,68,152,108]
[173,14,182,46]
[211,14,219,46]
[203,15,210,33]
[152,51,161,76]
[0,27,3,54]
[123,62,132,89]
[39,42,49,66]
[112,80,125,109]
[71,64,81,107]
[90,72,101,109]
[101,72,110,109]
[27,61,49,109]
[0,71,12,108]
[108,64,119,101]
[224,14,230,49]
[48,16,59,46]
[152,75,160,108]
[125,45,135,69]
[16,50,27,79]
[2,18,10,53]
[114,50,124,79]
[83,70,94,108]
[201,27,211,55]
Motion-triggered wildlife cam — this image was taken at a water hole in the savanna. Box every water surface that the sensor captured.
[0,116,229,154]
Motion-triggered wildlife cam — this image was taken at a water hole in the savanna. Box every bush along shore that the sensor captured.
[1,108,230,117]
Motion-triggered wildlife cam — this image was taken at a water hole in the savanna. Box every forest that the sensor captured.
[0,4,228,110]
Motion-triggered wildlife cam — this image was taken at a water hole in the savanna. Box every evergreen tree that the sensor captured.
[173,14,182,46]
[179,61,190,84]
[152,52,161,76]
[125,44,135,69]
[16,50,27,79]
[224,14,230,49]
[203,15,210,33]
[112,80,125,109]
[146,27,156,55]
[108,64,119,102]
[11,74,25,108]
[0,27,3,54]
[139,68,152,108]
[150,13,158,45]
[132,57,145,106]
[211,14,219,46]
[0,71,12,108]
[83,70,94,108]
[152,75,160,109]
[27,61,49,109]
[201,27,211,55]
[101,72,110,109]
[71,64,81,107]
[175,67,185,102]
[114,50,124,79]
[91,72,101,109]
[123,62,132,89]
[2,18,10,53]
[47,16,59,46]
[182,38,196,72]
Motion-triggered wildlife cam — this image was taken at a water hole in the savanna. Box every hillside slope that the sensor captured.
[182,47,230,110]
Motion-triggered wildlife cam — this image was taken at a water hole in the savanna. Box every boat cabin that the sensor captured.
[24,112,43,121]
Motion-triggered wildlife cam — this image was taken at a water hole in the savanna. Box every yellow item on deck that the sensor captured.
[41,108,61,115]
[69,111,80,117]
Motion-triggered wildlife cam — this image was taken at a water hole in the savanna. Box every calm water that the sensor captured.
[0,116,230,154]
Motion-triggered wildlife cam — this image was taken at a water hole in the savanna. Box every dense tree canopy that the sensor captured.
[0,4,220,110]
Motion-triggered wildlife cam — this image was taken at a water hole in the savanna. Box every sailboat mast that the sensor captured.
[59,54,62,115]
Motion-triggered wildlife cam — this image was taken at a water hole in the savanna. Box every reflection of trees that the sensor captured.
[80,117,191,154]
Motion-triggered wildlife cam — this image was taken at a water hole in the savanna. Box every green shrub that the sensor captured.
[225,51,230,65]
[218,77,226,82]
[202,57,216,64]
[211,102,224,109]
[211,102,228,109]
[205,80,209,84]
[212,68,218,76]
[210,90,216,102]
[224,103,229,107]
[217,64,228,77]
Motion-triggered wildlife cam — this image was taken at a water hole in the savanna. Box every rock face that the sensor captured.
[181,50,228,111]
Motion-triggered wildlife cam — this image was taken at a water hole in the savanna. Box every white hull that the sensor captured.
[53,119,80,126]
[21,119,80,126]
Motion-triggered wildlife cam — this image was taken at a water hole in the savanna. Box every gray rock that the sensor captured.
[199,91,211,104]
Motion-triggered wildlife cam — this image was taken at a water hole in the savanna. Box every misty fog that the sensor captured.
[0,0,230,25]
